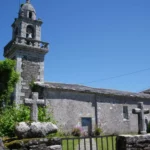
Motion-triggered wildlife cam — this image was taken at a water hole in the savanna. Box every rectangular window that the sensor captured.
[123,106,129,120]
[81,117,92,127]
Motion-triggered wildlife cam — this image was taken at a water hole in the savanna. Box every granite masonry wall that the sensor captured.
[21,57,41,101]
[97,95,150,134]
[116,134,150,150]
[34,82,150,134]
[45,90,96,133]
[12,50,45,104]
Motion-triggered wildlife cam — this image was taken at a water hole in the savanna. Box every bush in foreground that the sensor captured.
[0,105,56,137]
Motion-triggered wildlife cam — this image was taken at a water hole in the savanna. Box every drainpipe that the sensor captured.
[95,94,98,126]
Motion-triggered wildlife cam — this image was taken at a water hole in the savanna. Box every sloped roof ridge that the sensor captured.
[34,81,150,99]
[140,88,150,94]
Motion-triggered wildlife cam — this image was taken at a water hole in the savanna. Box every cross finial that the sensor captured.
[26,0,30,3]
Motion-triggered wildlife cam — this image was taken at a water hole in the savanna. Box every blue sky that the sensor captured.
[1,0,150,92]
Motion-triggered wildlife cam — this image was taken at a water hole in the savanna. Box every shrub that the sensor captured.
[72,126,83,137]
[0,105,56,137]
[38,105,56,124]
[0,59,19,108]
[94,126,102,136]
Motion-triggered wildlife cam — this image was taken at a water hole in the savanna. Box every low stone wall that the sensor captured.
[4,137,62,150]
[116,134,150,150]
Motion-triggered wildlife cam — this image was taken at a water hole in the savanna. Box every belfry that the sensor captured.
[4,0,49,104]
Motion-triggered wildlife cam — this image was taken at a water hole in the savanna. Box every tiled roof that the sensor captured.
[34,82,150,99]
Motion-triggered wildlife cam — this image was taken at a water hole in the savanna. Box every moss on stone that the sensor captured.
[4,138,41,149]
[4,137,61,149]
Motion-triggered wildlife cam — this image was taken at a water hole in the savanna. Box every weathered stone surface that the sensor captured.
[15,122,58,138]
[49,138,61,145]
[35,82,150,99]
[4,0,49,105]
[5,138,61,150]
[47,145,62,150]
[15,122,30,138]
[132,102,150,134]
[31,82,150,134]
[116,134,150,150]
[25,92,45,122]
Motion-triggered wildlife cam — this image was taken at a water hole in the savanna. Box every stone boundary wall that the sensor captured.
[116,134,150,150]
[3,138,62,150]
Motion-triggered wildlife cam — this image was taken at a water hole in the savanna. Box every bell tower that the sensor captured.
[4,0,49,104]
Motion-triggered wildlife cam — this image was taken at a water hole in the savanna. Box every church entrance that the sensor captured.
[81,117,92,136]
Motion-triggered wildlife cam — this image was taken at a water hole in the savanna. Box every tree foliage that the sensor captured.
[0,59,19,107]
[0,105,56,137]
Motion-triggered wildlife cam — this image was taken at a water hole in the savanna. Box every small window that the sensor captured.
[29,12,32,19]
[82,118,92,127]
[123,106,129,120]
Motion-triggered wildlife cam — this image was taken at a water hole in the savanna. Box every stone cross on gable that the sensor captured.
[132,102,149,134]
[25,92,46,122]
[26,0,30,3]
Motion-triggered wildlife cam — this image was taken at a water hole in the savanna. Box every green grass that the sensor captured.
[62,136,116,150]
[95,136,116,150]
[62,139,79,150]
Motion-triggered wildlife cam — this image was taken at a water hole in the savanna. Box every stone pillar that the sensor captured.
[116,134,150,150]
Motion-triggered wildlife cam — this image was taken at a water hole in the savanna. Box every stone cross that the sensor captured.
[132,102,149,134]
[26,0,30,3]
[25,92,46,122]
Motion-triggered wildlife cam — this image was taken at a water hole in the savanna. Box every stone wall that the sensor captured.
[97,95,150,134]
[4,138,62,150]
[13,50,45,104]
[46,90,96,133]
[35,82,150,134]
[116,134,150,150]
[46,90,150,134]
[21,57,41,101]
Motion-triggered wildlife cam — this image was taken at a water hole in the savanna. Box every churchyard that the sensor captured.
[1,99,150,150]
[1,45,150,149]
[0,47,150,149]
[1,0,150,149]
[0,72,150,150]
[0,60,113,149]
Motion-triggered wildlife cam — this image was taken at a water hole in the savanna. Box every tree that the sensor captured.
[0,59,19,108]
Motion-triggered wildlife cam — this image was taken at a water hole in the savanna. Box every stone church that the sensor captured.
[3,0,150,134]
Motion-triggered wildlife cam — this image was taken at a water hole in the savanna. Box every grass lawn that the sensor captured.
[62,138,79,150]
[62,136,116,150]
[95,136,116,150]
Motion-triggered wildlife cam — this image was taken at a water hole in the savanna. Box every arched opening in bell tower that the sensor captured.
[29,11,32,19]
[26,25,34,39]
